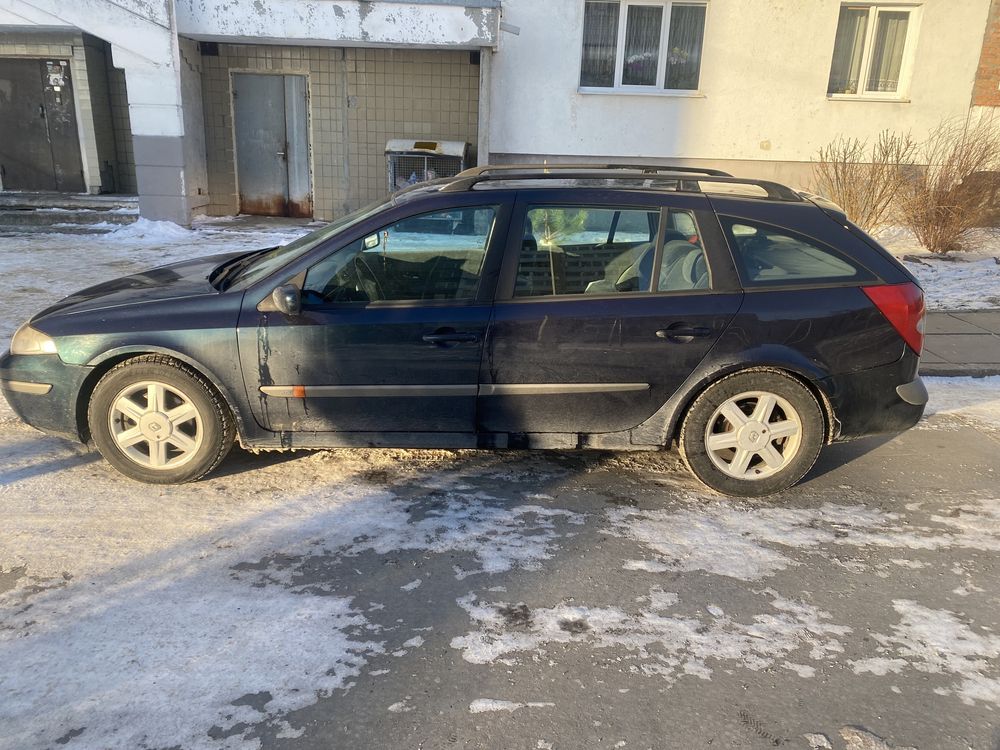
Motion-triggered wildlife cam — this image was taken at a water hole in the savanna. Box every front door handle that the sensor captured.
[422,331,480,346]
[656,324,712,343]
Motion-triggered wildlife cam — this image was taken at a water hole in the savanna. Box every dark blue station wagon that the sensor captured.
[1,165,927,496]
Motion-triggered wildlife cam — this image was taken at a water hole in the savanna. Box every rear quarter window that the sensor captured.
[722,217,876,287]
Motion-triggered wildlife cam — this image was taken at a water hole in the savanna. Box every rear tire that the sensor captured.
[88,355,235,484]
[678,370,824,497]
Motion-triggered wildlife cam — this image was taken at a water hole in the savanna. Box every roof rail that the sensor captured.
[441,164,803,202]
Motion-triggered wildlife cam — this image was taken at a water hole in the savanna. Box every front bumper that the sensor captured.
[0,350,93,442]
[821,350,926,441]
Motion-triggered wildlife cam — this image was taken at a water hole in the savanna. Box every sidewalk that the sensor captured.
[922,311,1000,377]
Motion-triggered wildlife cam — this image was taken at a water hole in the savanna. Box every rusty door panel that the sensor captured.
[283,75,312,218]
[233,73,312,218]
[0,58,84,192]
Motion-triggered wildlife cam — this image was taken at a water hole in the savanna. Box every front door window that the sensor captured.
[302,206,498,304]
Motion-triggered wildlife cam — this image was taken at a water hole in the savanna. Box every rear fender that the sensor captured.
[629,346,839,447]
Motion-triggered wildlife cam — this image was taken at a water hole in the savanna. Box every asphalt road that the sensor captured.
[1,403,999,750]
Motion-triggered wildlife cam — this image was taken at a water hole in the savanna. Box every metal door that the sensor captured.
[232,73,312,217]
[0,59,85,192]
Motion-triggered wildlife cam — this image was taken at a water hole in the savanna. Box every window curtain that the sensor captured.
[827,7,869,95]
[581,1,620,87]
[664,4,707,90]
[622,5,664,85]
[867,11,909,92]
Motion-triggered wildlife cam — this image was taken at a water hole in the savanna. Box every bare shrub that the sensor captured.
[899,113,1000,254]
[812,130,917,233]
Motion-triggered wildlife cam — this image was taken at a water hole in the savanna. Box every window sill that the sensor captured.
[827,94,911,103]
[578,87,706,99]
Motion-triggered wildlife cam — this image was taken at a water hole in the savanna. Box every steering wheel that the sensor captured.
[353,256,385,301]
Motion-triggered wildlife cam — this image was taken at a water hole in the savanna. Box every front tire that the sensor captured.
[88,355,235,484]
[679,370,824,497]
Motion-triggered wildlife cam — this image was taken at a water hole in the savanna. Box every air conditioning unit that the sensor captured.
[386,139,468,193]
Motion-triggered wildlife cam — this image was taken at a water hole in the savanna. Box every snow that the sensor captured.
[876,226,1000,309]
[605,495,1000,582]
[0,217,313,348]
[925,376,1000,429]
[451,589,849,683]
[851,601,1000,707]
[468,699,555,714]
[0,439,585,749]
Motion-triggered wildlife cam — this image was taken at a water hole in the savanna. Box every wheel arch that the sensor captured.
[77,346,249,444]
[660,360,840,448]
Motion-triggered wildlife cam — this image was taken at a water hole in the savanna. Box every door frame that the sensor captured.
[229,69,314,218]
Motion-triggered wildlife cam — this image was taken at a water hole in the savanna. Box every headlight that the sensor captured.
[10,323,58,355]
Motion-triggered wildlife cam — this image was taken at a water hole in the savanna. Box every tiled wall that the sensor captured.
[200,44,480,220]
[107,63,137,194]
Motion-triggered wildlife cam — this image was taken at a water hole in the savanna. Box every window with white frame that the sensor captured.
[827,4,917,97]
[580,1,708,92]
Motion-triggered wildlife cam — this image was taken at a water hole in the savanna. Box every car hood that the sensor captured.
[32,251,249,322]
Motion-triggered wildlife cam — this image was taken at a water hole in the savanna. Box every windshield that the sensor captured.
[225,198,392,289]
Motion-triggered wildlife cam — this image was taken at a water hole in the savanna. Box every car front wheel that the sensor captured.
[679,370,824,497]
[88,355,235,484]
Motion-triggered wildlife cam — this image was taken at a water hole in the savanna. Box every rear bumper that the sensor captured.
[0,350,91,442]
[821,351,925,441]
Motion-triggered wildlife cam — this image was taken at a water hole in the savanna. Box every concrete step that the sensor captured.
[0,191,138,211]
[0,208,137,228]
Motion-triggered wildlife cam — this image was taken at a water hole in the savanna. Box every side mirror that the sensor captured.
[271,284,301,316]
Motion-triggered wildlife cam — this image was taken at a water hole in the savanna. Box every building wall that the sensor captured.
[200,44,479,219]
[973,0,1000,107]
[106,54,137,194]
[178,37,209,212]
[490,0,994,185]
[82,35,118,192]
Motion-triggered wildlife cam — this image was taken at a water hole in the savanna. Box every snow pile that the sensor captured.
[451,588,849,684]
[101,217,195,242]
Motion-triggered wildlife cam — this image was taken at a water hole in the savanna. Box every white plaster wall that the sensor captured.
[174,0,499,47]
[490,0,994,165]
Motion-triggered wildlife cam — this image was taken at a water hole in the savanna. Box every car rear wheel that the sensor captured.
[88,355,235,484]
[679,370,824,497]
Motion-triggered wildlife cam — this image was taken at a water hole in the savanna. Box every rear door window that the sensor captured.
[722,218,875,287]
[514,205,707,297]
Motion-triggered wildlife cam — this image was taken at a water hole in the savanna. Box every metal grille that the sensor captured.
[387,154,465,192]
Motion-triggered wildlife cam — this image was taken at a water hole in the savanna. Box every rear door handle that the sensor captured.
[422,332,480,345]
[656,324,712,343]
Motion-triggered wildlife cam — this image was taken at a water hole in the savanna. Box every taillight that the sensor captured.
[862,282,925,355]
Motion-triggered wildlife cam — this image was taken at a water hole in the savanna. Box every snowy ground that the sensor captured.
[2,220,1000,749]
[876,227,1000,310]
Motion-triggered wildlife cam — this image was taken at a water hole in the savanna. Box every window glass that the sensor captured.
[867,11,909,93]
[581,1,620,87]
[657,210,709,291]
[664,4,707,90]
[827,6,869,95]
[516,206,660,297]
[579,2,706,91]
[622,5,664,86]
[723,219,873,286]
[302,206,496,304]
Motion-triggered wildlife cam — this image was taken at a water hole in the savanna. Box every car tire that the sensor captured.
[88,355,235,484]
[678,370,824,497]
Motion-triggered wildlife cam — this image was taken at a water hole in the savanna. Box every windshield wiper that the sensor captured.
[210,249,272,291]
